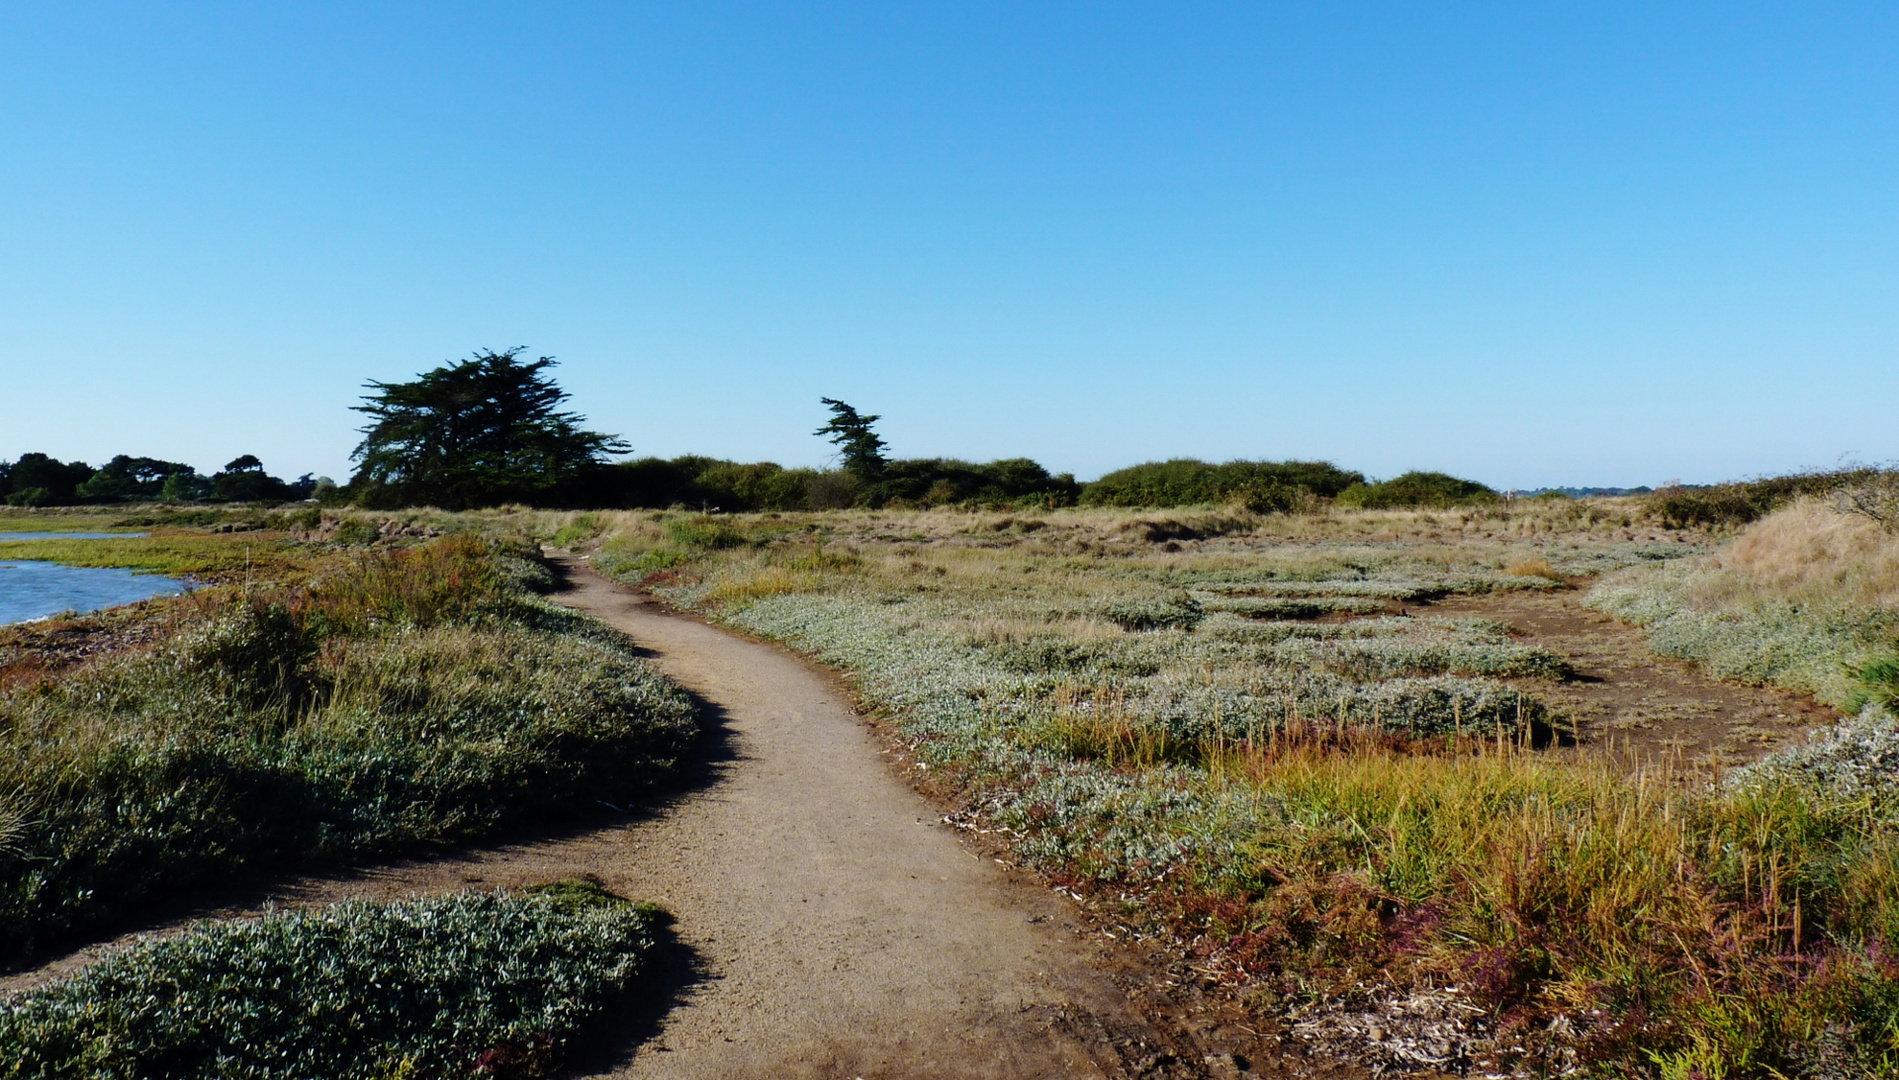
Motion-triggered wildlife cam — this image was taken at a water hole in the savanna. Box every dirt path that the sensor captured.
[1429,588,1837,768]
[537,560,1189,1077]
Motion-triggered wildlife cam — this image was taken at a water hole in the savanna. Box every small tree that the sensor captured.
[815,398,888,480]
[352,348,626,508]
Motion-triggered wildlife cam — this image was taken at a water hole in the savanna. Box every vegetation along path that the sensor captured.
[543,557,1187,1078]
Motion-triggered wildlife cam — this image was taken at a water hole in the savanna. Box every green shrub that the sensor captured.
[600,456,848,512]
[865,458,1080,508]
[666,515,750,550]
[1081,459,1363,508]
[1099,591,1205,631]
[1644,468,1888,530]
[4,487,51,508]
[1336,471,1496,509]
[0,887,664,1079]
[330,518,381,545]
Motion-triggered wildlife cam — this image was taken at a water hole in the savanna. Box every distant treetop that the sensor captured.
[814,398,889,480]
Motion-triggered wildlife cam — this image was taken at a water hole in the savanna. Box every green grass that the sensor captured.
[0,536,696,956]
[0,884,665,1079]
[0,533,314,578]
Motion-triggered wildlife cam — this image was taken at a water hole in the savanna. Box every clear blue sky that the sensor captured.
[3,3,1894,488]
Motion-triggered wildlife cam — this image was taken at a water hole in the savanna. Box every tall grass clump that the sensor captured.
[1213,738,1899,1074]
[0,883,665,1080]
[0,536,696,956]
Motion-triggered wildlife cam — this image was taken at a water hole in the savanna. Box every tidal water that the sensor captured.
[0,533,183,625]
[0,561,188,625]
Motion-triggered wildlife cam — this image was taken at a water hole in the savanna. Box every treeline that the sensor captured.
[1,453,318,507]
[333,348,1510,512]
[352,456,1497,512]
[3,447,1517,514]
[352,455,1082,512]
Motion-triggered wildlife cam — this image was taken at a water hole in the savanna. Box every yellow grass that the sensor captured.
[1715,499,1899,610]
[1505,556,1562,579]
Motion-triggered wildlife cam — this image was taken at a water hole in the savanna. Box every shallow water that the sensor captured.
[0,561,187,626]
[0,532,146,542]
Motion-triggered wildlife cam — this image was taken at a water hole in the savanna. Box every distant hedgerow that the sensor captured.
[1335,471,1496,509]
[1642,467,1890,529]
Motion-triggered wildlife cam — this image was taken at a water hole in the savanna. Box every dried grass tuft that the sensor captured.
[1504,557,1562,580]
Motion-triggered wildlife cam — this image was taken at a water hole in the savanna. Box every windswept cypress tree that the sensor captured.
[815,398,888,480]
[351,348,626,508]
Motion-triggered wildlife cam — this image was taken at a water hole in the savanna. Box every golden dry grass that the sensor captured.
[1505,556,1562,579]
[1714,499,1899,610]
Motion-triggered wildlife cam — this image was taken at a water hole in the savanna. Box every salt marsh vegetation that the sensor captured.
[1,882,663,1079]
[567,500,1899,1076]
[0,530,695,957]
[0,518,700,1078]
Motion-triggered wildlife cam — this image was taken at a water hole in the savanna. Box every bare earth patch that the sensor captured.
[1429,587,1838,769]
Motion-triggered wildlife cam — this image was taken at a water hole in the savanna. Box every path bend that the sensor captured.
[546,559,1179,1078]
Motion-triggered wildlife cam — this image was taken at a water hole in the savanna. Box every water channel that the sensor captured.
[0,533,188,626]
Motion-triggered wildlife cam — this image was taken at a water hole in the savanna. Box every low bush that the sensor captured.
[0,537,696,956]
[0,885,665,1079]
[1081,459,1364,509]
[1336,471,1496,509]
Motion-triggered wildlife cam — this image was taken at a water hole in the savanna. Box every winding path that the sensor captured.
[541,559,1174,1077]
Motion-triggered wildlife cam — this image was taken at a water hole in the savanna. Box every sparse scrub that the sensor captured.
[0,884,665,1079]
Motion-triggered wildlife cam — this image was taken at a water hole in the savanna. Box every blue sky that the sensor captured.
[2,3,1894,488]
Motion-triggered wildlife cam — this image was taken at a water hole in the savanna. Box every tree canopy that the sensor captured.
[351,348,626,508]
